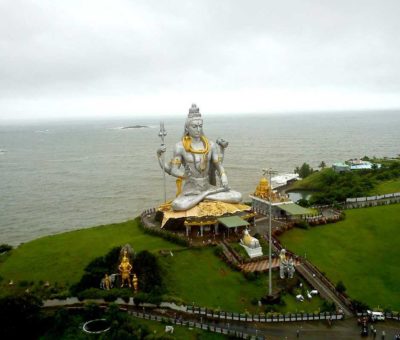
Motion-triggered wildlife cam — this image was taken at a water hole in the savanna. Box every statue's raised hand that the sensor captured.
[157,144,166,157]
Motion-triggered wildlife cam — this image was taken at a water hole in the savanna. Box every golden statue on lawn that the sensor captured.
[119,250,133,288]
[132,273,138,292]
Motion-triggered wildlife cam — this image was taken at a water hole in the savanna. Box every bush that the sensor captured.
[133,292,149,306]
[0,244,13,253]
[70,246,121,295]
[134,250,164,294]
[297,198,311,207]
[244,271,260,281]
[351,299,370,312]
[294,220,310,230]
[321,301,336,312]
[0,294,43,339]
[18,280,30,287]
[103,291,119,302]
[213,245,223,257]
[335,280,346,294]
[138,222,189,247]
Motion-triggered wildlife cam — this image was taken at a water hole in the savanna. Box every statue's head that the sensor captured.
[184,104,203,138]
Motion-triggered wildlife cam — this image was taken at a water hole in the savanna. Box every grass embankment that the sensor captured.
[129,317,226,340]
[161,249,324,313]
[0,219,182,285]
[288,169,329,191]
[288,158,400,205]
[372,179,400,195]
[279,204,400,310]
[0,218,326,313]
[162,247,264,312]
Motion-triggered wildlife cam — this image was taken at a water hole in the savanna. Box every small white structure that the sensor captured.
[310,289,319,295]
[165,326,174,333]
[240,229,263,258]
[296,294,304,302]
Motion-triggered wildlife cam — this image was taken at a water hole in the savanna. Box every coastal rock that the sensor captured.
[122,125,149,129]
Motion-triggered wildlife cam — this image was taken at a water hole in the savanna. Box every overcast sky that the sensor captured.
[1,0,399,120]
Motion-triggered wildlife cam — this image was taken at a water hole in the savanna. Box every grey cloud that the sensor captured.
[0,0,399,118]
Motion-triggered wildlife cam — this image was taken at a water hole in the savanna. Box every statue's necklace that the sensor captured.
[182,136,209,172]
[182,135,209,154]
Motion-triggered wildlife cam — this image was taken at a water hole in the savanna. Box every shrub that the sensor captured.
[133,292,149,306]
[321,301,336,312]
[297,198,310,207]
[335,280,346,294]
[0,244,13,253]
[138,222,189,247]
[18,280,30,287]
[213,245,223,257]
[351,299,370,312]
[134,250,164,294]
[294,220,310,230]
[70,246,121,295]
[0,294,43,339]
[103,291,119,302]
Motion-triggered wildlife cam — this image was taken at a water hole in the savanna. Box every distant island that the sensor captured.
[122,125,149,129]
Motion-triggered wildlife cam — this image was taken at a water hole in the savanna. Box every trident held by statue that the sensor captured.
[158,122,167,202]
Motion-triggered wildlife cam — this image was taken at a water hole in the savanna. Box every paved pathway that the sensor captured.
[240,258,301,272]
[296,264,353,317]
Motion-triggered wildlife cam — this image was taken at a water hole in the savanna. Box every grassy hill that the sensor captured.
[372,179,400,195]
[0,218,326,313]
[279,204,400,310]
[288,159,400,205]
[0,219,182,285]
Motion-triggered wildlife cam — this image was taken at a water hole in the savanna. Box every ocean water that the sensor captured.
[1,111,399,246]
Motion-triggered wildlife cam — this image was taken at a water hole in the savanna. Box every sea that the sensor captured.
[1,111,399,246]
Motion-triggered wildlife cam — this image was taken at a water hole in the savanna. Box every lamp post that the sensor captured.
[263,168,278,296]
[158,122,167,202]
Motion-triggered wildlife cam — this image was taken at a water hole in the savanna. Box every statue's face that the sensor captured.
[187,119,203,138]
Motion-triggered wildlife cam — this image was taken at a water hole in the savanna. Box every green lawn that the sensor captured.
[279,204,400,310]
[160,248,324,313]
[0,218,326,313]
[372,179,400,195]
[288,169,329,191]
[161,248,265,312]
[0,219,182,286]
[130,317,226,340]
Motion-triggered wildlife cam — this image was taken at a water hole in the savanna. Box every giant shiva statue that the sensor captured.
[157,104,242,211]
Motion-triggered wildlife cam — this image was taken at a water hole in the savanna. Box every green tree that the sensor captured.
[319,161,326,169]
[0,294,43,339]
[335,280,346,294]
[70,246,121,295]
[294,162,314,178]
[134,251,163,294]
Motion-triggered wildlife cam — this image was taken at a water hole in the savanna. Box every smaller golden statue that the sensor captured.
[103,274,111,290]
[132,273,138,292]
[119,250,133,288]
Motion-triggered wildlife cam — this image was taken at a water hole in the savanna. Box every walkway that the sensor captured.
[239,258,301,272]
[296,263,353,317]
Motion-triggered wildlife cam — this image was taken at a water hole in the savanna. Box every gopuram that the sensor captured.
[153,104,255,239]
